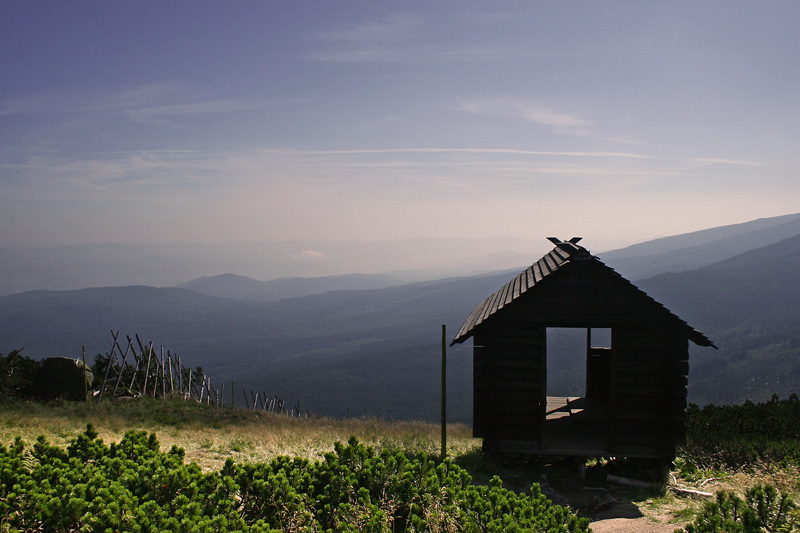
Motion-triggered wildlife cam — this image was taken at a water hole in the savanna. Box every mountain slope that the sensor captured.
[636,233,800,405]
[636,233,800,333]
[0,271,516,421]
[601,212,800,279]
[0,286,251,360]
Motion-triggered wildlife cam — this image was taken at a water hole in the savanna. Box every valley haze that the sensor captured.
[2,213,800,423]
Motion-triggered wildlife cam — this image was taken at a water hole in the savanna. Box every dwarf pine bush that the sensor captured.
[681,484,799,533]
[0,426,589,532]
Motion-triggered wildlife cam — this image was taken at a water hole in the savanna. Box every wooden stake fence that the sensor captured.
[95,331,306,417]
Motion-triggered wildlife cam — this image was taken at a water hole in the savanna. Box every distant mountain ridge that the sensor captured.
[635,232,800,405]
[0,237,542,297]
[175,273,404,302]
[2,213,800,420]
[2,212,798,297]
[601,212,800,279]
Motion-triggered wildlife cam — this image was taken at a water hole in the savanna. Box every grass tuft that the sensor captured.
[0,397,477,471]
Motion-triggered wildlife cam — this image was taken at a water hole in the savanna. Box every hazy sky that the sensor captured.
[2,2,799,248]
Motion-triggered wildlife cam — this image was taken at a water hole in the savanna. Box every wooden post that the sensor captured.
[167,352,174,393]
[143,346,153,395]
[97,331,121,402]
[112,339,133,399]
[161,347,166,399]
[441,324,447,459]
[126,343,143,394]
[133,335,149,393]
[151,347,160,399]
[177,357,182,395]
[82,345,88,403]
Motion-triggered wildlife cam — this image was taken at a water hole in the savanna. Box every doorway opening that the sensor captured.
[546,327,588,397]
[543,327,614,453]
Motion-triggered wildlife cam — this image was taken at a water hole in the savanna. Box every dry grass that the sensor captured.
[3,396,799,531]
[636,461,800,529]
[0,397,480,471]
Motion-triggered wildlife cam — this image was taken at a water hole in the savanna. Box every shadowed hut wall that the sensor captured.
[667,331,690,448]
[611,325,689,457]
[473,325,545,442]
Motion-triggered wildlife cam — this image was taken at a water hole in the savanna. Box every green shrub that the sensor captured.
[681,485,799,533]
[683,395,800,469]
[0,349,40,401]
[0,427,590,532]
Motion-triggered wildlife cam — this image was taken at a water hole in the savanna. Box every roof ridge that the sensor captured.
[451,241,715,348]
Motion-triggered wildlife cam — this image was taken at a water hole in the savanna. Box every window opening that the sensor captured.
[589,328,612,349]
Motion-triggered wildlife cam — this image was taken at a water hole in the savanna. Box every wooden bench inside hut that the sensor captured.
[451,237,716,460]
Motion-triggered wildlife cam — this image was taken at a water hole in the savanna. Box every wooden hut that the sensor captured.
[451,237,715,460]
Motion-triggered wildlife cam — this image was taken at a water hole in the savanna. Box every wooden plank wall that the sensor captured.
[611,325,688,458]
[473,326,545,441]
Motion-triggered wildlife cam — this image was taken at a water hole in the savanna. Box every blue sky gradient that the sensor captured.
[2,2,799,249]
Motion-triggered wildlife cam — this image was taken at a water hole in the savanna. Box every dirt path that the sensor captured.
[590,517,682,532]
[540,477,689,533]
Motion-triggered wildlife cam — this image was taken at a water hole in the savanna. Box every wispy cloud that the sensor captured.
[122,97,306,131]
[294,249,328,261]
[456,97,595,137]
[316,13,421,44]
[0,82,185,116]
[309,13,419,62]
[3,150,230,201]
[269,148,649,159]
[3,144,657,206]
[308,13,512,63]
[6,141,770,213]
[309,43,512,63]
[692,157,766,167]
[1,84,300,128]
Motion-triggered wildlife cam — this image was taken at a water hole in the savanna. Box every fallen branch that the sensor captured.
[669,486,713,498]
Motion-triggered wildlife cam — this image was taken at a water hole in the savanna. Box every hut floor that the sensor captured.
[542,396,611,455]
[545,396,610,423]
[486,397,665,458]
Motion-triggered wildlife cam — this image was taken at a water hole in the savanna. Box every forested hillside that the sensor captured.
[0,272,515,421]
[637,233,800,405]
[602,212,800,279]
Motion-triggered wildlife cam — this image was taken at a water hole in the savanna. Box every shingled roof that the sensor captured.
[451,238,715,348]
